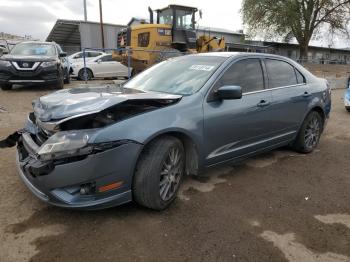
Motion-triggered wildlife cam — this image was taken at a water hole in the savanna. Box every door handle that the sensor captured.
[257,100,270,107]
[302,92,311,98]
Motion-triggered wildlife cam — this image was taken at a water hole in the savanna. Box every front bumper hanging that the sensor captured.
[0,129,25,148]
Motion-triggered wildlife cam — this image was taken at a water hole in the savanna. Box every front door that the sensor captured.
[203,58,275,166]
[94,55,115,77]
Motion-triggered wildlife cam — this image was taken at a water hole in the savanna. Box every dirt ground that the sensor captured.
[0,81,349,262]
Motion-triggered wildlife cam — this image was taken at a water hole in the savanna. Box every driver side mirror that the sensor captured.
[97,59,102,63]
[216,85,242,100]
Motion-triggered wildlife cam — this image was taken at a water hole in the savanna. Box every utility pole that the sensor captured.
[83,0,87,21]
[99,0,105,51]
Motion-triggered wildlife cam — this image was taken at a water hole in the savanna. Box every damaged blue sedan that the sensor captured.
[2,53,331,210]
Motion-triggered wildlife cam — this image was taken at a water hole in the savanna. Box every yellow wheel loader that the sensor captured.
[112,5,226,73]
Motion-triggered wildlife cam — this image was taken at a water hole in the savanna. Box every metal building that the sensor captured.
[46,19,126,54]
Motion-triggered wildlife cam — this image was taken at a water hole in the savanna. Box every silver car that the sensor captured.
[3,53,331,210]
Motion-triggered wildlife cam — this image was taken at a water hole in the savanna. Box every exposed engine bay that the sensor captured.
[0,85,182,148]
[59,99,179,131]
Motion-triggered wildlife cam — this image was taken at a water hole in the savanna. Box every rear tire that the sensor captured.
[0,83,12,90]
[292,111,323,153]
[133,136,185,210]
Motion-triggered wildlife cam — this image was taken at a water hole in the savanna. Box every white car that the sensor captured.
[71,54,131,80]
[69,51,106,64]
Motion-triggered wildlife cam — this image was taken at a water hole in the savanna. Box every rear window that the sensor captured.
[266,59,298,88]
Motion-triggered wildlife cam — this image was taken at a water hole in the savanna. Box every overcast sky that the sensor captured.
[0,0,349,48]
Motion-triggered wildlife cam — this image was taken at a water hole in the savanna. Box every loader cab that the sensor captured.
[155,5,198,51]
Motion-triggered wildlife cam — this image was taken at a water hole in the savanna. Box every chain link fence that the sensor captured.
[75,47,190,82]
[66,46,350,89]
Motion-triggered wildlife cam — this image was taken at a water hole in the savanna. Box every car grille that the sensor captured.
[16,61,36,68]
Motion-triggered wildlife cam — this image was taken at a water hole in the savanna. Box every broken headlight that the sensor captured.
[37,129,133,161]
[37,129,97,161]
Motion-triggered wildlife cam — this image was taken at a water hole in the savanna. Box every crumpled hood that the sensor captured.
[33,86,182,121]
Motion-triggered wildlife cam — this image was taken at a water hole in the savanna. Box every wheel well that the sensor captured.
[142,132,199,176]
[311,106,326,131]
[311,106,325,121]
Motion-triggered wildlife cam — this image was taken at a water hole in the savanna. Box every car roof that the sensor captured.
[194,52,243,58]
[195,51,298,60]
[93,53,110,59]
[77,50,103,54]
[17,41,56,46]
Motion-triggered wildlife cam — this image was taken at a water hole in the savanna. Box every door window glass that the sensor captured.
[266,59,298,88]
[175,10,194,29]
[88,52,101,57]
[215,59,264,93]
[138,33,150,47]
[295,69,306,84]
[100,55,113,62]
[74,53,83,59]
[159,9,173,25]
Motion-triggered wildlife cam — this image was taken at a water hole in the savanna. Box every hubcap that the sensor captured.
[304,116,320,149]
[159,147,183,201]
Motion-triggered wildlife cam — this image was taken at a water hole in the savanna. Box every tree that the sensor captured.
[242,0,350,60]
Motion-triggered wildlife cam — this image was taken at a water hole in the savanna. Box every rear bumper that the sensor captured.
[16,132,142,210]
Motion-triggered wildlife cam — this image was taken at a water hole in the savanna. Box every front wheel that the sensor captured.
[55,69,64,89]
[133,136,185,210]
[292,111,323,153]
[64,69,70,84]
[0,83,12,90]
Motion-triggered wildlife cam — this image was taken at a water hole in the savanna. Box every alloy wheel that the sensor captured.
[304,115,321,149]
[159,147,184,201]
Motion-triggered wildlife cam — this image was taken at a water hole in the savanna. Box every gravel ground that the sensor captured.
[0,82,349,262]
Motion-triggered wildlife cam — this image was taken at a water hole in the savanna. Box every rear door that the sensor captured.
[203,58,275,166]
[264,59,310,139]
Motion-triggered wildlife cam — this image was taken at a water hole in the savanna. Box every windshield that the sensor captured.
[124,56,226,95]
[10,43,56,56]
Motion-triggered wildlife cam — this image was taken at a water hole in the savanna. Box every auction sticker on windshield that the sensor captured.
[189,65,215,71]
